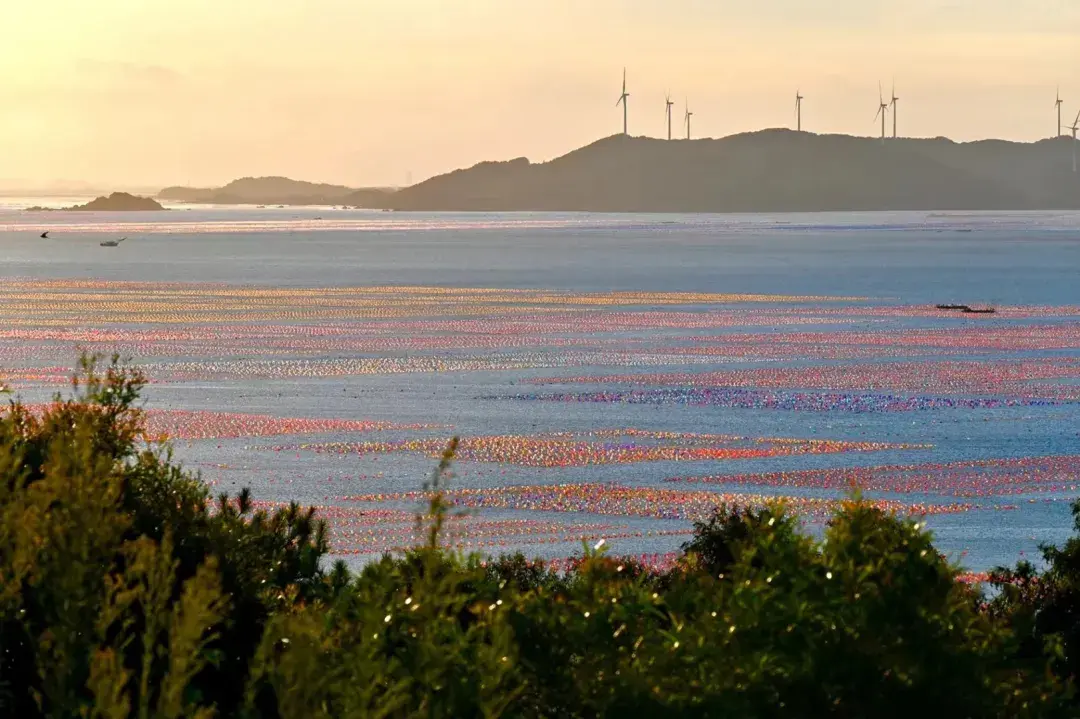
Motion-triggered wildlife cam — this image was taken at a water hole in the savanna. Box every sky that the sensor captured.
[2,0,1080,190]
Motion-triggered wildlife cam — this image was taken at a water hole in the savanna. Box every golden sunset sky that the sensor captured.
[3,0,1079,188]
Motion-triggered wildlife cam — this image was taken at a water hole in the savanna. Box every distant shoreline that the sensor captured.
[16,128,1080,213]
[184,131,1080,213]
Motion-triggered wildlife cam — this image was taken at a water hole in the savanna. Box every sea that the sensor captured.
[2,201,1080,575]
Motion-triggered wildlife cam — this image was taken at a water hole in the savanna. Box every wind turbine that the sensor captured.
[795,90,803,131]
[665,93,675,140]
[616,68,630,136]
[1066,110,1080,173]
[1057,88,1064,138]
[889,82,899,139]
[874,83,889,143]
[684,100,693,140]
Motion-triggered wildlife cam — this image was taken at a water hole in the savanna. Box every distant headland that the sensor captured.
[383,131,1080,212]
[27,192,166,212]
[152,130,1080,213]
[157,177,396,208]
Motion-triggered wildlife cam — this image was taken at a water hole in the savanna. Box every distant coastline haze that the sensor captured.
[151,131,1080,213]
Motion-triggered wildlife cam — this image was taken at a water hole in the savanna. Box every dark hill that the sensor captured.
[157,186,212,202]
[62,193,165,211]
[341,187,398,207]
[158,177,396,207]
[386,131,1080,212]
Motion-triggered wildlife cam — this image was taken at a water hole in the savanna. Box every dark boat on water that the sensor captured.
[935,304,995,314]
[100,237,127,247]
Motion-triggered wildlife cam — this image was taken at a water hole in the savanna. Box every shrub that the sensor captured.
[990,499,1080,690]
[0,355,332,716]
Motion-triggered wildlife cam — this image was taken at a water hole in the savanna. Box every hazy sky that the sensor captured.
[3,0,1080,189]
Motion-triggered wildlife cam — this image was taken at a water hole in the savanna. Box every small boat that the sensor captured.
[100,237,126,247]
[40,231,49,239]
[935,303,995,314]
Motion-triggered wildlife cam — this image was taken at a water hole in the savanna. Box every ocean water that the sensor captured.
[2,205,1080,573]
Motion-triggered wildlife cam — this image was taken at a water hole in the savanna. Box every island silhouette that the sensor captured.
[26,192,165,212]
[158,177,394,208]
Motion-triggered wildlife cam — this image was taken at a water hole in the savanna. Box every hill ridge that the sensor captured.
[385,132,1080,212]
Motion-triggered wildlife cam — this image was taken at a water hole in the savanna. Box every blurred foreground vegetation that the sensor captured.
[2,356,1080,717]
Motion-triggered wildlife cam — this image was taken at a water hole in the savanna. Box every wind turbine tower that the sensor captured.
[616,69,630,136]
[795,90,803,131]
[1066,110,1080,173]
[889,83,899,138]
[684,101,693,140]
[1057,89,1064,138]
[874,83,889,144]
[665,93,675,140]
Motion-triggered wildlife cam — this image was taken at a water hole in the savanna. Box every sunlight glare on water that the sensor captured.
[2,205,1080,570]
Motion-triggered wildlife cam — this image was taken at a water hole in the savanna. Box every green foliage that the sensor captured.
[990,499,1080,690]
[485,501,1067,717]
[680,502,805,578]
[0,354,330,717]
[0,354,1075,717]
[88,534,228,719]
[247,549,524,718]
